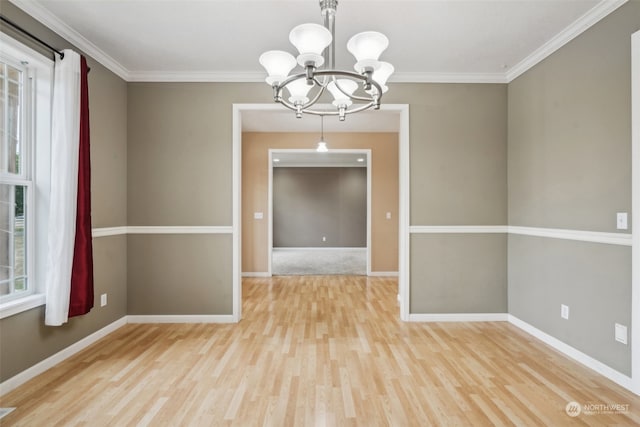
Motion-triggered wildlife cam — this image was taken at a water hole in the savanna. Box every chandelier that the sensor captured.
[259,0,393,121]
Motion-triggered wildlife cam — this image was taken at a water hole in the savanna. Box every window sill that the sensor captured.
[0,294,46,319]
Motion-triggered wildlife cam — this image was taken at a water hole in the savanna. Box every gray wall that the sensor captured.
[273,167,367,248]
[126,83,271,315]
[386,84,509,314]
[507,1,640,376]
[411,234,507,313]
[0,1,128,382]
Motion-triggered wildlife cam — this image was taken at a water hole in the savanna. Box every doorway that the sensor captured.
[233,104,410,321]
[268,149,371,276]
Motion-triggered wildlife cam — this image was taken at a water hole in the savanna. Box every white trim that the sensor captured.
[508,226,631,246]
[128,71,510,84]
[242,272,272,278]
[127,226,233,234]
[232,105,242,323]
[408,225,632,246]
[398,105,410,322]
[273,247,367,251]
[0,293,45,319]
[8,0,129,81]
[408,313,508,322]
[506,0,628,82]
[127,315,235,324]
[368,271,399,277]
[91,226,127,238]
[508,315,633,392]
[91,226,234,237]
[268,150,274,276]
[367,152,372,276]
[631,29,640,395]
[410,225,508,234]
[128,71,266,82]
[0,316,127,396]
[391,72,508,84]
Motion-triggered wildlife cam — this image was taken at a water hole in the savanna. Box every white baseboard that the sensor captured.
[127,315,235,324]
[408,313,509,322]
[273,247,366,251]
[0,316,127,396]
[368,271,399,277]
[242,272,272,278]
[508,315,634,393]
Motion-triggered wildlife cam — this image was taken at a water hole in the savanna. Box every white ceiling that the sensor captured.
[8,0,625,83]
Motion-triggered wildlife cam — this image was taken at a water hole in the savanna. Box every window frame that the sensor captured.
[0,32,53,319]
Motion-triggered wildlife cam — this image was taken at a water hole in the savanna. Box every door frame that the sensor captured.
[631,29,639,395]
[268,149,372,276]
[232,104,410,322]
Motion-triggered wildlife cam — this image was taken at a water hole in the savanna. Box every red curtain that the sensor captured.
[68,56,94,317]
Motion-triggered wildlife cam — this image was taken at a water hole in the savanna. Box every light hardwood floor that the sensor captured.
[1,276,639,426]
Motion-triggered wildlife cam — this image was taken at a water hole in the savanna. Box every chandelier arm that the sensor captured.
[310,70,384,103]
[276,72,311,92]
[276,71,383,104]
[302,101,377,116]
[302,84,327,109]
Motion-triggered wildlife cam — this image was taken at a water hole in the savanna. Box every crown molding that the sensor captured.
[127,70,509,84]
[127,71,266,82]
[9,0,627,85]
[391,72,508,84]
[8,0,130,81]
[505,0,628,82]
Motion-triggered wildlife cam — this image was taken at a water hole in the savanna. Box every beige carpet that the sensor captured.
[272,248,366,275]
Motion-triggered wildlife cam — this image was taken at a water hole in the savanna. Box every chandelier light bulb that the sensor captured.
[327,79,358,107]
[347,31,389,73]
[289,23,332,67]
[285,78,313,104]
[259,50,297,85]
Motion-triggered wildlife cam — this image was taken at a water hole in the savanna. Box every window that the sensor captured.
[1,57,30,301]
[0,33,53,318]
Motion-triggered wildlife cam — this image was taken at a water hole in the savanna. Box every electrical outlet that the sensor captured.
[322,236,326,242]
[100,293,107,307]
[561,304,569,320]
[615,323,628,344]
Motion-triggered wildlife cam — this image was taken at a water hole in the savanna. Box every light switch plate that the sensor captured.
[615,323,627,344]
[561,304,569,320]
[616,212,628,230]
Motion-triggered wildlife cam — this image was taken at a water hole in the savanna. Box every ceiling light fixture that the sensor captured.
[259,0,393,121]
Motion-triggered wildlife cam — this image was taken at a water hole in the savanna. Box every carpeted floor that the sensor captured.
[272,248,366,275]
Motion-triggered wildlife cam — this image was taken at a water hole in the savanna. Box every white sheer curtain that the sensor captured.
[45,50,81,326]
